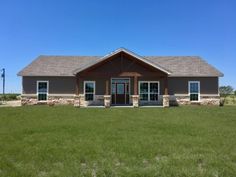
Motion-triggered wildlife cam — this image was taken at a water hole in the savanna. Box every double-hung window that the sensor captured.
[189,81,200,101]
[139,81,159,101]
[84,81,95,101]
[37,81,48,101]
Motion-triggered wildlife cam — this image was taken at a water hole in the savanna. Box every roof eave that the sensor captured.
[168,74,224,77]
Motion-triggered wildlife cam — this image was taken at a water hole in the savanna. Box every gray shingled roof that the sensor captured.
[18,54,223,77]
[145,56,223,77]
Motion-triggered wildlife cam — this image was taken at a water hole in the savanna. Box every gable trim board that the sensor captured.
[18,48,223,107]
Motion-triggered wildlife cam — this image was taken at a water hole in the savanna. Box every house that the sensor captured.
[17,48,223,107]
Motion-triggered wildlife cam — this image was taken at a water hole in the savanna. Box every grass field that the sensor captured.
[0,106,236,177]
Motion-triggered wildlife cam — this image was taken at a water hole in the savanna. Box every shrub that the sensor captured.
[0,94,20,101]
[220,97,225,106]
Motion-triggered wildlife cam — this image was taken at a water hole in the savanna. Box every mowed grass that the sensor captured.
[0,106,236,177]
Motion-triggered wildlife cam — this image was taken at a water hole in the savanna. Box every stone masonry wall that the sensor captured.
[169,95,220,106]
[21,95,220,106]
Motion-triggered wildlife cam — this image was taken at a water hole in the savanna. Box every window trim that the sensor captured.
[138,81,160,102]
[84,81,96,101]
[188,81,200,102]
[37,80,49,101]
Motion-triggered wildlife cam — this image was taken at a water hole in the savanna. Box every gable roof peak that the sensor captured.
[73,48,171,75]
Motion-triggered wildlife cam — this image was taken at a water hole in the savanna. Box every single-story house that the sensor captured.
[18,48,223,107]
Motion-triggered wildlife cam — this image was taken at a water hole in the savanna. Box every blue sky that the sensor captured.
[0,0,235,93]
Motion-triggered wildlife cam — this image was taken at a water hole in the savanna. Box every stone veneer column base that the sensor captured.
[132,95,139,108]
[104,95,111,108]
[74,95,80,107]
[79,94,86,107]
[163,95,170,107]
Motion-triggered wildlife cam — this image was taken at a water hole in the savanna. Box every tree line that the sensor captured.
[219,85,236,96]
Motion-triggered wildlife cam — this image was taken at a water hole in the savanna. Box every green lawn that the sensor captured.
[0,106,236,177]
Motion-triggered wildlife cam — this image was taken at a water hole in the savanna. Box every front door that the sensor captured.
[112,79,130,105]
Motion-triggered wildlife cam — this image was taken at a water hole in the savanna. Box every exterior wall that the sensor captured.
[21,76,76,105]
[168,77,220,106]
[22,76,76,94]
[168,77,219,95]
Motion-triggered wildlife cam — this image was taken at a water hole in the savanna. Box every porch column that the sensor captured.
[74,75,80,107]
[105,80,109,95]
[163,77,170,107]
[104,79,111,108]
[132,76,139,107]
[134,76,138,95]
[74,75,85,107]
[76,75,80,95]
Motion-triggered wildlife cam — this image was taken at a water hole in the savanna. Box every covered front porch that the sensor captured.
[74,75,170,108]
[73,49,170,108]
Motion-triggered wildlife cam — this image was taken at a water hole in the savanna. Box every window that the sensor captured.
[189,81,200,101]
[37,81,48,101]
[84,81,95,101]
[139,81,159,101]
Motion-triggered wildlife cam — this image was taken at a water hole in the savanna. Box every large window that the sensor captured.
[139,81,159,101]
[189,81,200,101]
[84,81,95,101]
[37,81,48,101]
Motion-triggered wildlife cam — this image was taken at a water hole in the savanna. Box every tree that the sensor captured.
[234,90,236,95]
[219,86,234,96]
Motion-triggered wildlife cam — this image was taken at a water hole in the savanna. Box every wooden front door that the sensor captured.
[111,79,130,105]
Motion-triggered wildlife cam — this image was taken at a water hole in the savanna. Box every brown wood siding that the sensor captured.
[77,53,168,95]
[168,77,219,95]
[22,76,76,94]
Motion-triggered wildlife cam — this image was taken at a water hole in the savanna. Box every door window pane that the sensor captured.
[112,84,116,94]
[117,84,124,94]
